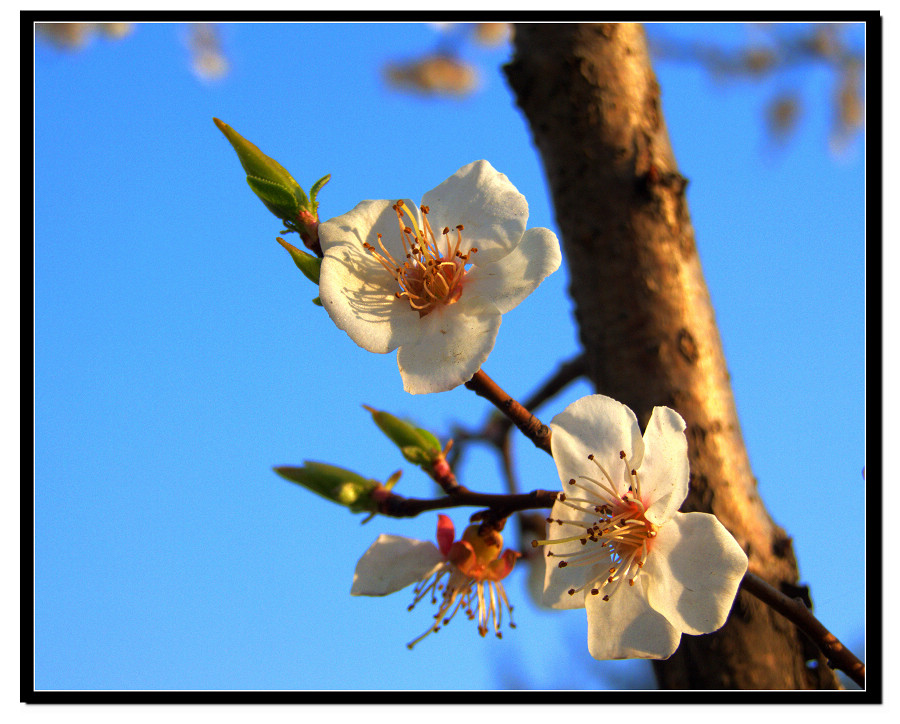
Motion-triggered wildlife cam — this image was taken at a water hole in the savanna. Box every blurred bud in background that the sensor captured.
[649,22,864,154]
[766,93,801,143]
[384,23,514,98]
[188,23,229,81]
[472,23,510,47]
[832,59,864,152]
[36,22,133,50]
[384,54,478,96]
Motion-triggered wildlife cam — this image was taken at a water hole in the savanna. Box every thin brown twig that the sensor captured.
[374,486,559,520]
[494,352,588,441]
[497,432,518,494]
[741,572,865,688]
[451,354,587,457]
[450,355,586,549]
[464,368,553,455]
[428,452,460,494]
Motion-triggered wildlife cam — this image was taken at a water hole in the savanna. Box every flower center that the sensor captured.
[362,201,477,317]
[533,450,658,602]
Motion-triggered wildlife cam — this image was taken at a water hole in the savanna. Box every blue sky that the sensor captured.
[33,21,866,691]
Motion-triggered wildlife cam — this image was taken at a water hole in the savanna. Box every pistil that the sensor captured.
[362,202,477,317]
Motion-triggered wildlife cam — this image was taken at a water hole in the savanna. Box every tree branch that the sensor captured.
[374,481,863,689]
[741,572,865,688]
[375,486,559,520]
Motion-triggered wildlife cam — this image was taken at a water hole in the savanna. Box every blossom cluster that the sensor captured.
[215,129,750,662]
[314,163,747,658]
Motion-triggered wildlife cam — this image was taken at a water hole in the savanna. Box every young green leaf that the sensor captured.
[309,174,332,206]
[276,237,321,284]
[214,118,300,191]
[363,406,443,467]
[247,176,300,219]
[274,462,381,513]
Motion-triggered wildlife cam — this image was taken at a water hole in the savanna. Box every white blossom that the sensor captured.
[318,160,561,394]
[537,394,749,660]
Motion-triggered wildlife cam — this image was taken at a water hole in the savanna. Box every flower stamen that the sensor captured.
[403,522,518,648]
[538,449,659,603]
[363,202,477,317]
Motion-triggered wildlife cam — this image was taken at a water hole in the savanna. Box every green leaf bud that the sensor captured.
[276,237,321,284]
[214,118,330,254]
[363,406,443,468]
[384,470,402,491]
[399,446,432,467]
[213,118,309,216]
[336,482,362,506]
[274,462,383,513]
[246,176,300,220]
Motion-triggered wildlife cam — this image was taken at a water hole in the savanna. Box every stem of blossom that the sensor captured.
[451,353,586,458]
[451,356,585,550]
[296,210,323,258]
[740,572,865,688]
[375,484,864,687]
[491,353,588,445]
[430,453,460,494]
[464,369,552,455]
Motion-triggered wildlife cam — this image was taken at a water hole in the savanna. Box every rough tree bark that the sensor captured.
[505,23,840,689]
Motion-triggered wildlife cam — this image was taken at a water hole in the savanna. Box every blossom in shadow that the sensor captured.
[352,514,520,648]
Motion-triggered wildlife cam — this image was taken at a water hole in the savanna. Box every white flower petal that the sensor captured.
[464,227,561,314]
[396,300,501,394]
[350,534,445,596]
[639,405,689,526]
[318,199,421,354]
[643,512,749,635]
[541,499,611,610]
[585,581,682,660]
[319,197,419,261]
[420,160,528,265]
[550,394,644,498]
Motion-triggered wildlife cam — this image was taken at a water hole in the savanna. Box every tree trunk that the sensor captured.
[504,22,839,689]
